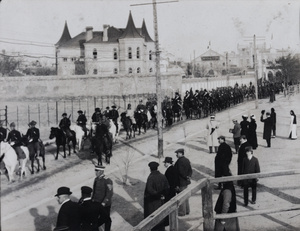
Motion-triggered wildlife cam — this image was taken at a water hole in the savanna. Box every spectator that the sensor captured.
[215,136,232,190]
[214,180,240,231]
[206,115,219,153]
[92,165,113,231]
[174,148,192,216]
[240,115,249,138]
[270,108,276,138]
[144,161,169,231]
[242,146,260,206]
[260,110,272,147]
[248,115,258,150]
[229,119,241,154]
[55,187,80,231]
[237,135,250,187]
[289,110,297,140]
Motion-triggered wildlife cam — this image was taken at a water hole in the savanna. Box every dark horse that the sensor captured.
[171,99,182,122]
[92,123,112,165]
[49,127,77,160]
[120,112,135,139]
[134,111,148,135]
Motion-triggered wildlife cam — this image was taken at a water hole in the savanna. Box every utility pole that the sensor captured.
[253,34,259,109]
[131,0,177,158]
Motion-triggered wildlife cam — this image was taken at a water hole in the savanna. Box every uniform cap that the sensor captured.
[77,110,83,114]
[106,106,110,110]
[28,120,37,126]
[148,161,159,169]
[81,186,93,195]
[55,187,72,197]
[95,165,105,171]
[163,157,173,163]
[217,135,226,141]
[62,113,67,116]
[10,122,16,127]
[175,148,184,154]
[112,105,117,108]
[95,108,101,112]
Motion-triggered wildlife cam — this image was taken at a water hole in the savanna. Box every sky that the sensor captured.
[0,0,300,64]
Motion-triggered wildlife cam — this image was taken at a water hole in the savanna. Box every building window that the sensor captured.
[149,50,152,60]
[149,68,153,73]
[71,57,76,62]
[137,67,141,73]
[128,47,132,59]
[93,49,97,60]
[113,48,118,60]
[129,67,132,74]
[137,47,140,59]
[93,69,97,74]
[114,68,118,74]
[63,58,67,62]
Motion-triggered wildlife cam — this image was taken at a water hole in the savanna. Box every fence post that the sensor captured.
[28,105,30,123]
[94,97,96,108]
[38,104,41,127]
[201,180,214,231]
[5,105,8,127]
[17,106,19,129]
[71,99,74,122]
[47,103,50,127]
[56,101,58,125]
[169,209,178,231]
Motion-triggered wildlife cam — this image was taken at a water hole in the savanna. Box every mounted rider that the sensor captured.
[77,110,88,138]
[173,92,182,109]
[125,103,136,124]
[7,122,26,159]
[91,107,102,124]
[25,120,40,161]
[0,121,7,142]
[136,99,147,113]
[59,113,72,137]
[109,105,119,133]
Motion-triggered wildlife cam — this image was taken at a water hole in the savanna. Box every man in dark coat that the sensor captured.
[55,187,80,231]
[237,135,250,187]
[7,122,26,159]
[144,161,169,231]
[214,180,240,231]
[248,115,258,150]
[77,110,88,138]
[240,115,250,138]
[91,108,102,123]
[109,105,119,133]
[26,120,40,172]
[242,146,260,206]
[59,113,72,138]
[174,148,192,216]
[270,108,276,138]
[215,136,232,189]
[79,186,111,231]
[0,121,7,142]
[260,110,272,147]
[163,157,179,226]
[92,165,113,231]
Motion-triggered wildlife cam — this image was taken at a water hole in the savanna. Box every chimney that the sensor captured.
[86,26,93,41]
[103,24,109,42]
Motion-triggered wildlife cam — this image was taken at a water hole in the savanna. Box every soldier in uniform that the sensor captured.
[0,121,7,142]
[7,122,26,160]
[109,105,119,133]
[79,186,111,231]
[25,120,40,170]
[59,113,72,137]
[136,99,147,112]
[92,165,113,231]
[103,107,110,118]
[77,110,88,138]
[91,108,102,124]
[125,103,136,124]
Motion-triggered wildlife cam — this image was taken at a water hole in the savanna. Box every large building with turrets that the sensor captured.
[55,12,155,76]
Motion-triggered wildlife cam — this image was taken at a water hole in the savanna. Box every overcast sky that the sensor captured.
[0,0,299,63]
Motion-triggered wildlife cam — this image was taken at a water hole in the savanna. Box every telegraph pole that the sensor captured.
[253,34,259,109]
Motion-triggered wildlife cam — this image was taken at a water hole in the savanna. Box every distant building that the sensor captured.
[55,11,155,76]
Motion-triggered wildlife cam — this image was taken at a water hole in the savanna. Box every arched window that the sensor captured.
[128,47,132,59]
[149,50,152,60]
[137,47,140,59]
[93,49,97,60]
[129,67,132,74]
[149,68,153,73]
[114,68,118,74]
[113,48,118,60]
[137,67,141,73]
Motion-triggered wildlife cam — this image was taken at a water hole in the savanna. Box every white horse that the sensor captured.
[0,141,29,182]
[70,124,85,151]
[108,119,118,143]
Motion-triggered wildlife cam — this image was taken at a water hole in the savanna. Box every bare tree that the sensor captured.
[0,55,19,76]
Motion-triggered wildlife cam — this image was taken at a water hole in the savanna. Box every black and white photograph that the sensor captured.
[0,0,300,230]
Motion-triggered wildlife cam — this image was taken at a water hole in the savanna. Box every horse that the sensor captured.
[171,99,183,122]
[92,123,112,165]
[49,127,77,159]
[134,111,148,135]
[120,112,135,139]
[108,119,118,143]
[0,141,29,182]
[70,124,85,151]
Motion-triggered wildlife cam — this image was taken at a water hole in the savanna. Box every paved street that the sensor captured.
[1,92,300,231]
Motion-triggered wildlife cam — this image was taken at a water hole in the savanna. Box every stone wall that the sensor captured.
[0,73,182,101]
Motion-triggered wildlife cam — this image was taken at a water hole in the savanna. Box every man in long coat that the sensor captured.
[215,136,232,189]
[144,161,169,231]
[260,110,272,147]
[206,115,219,153]
[237,135,250,187]
[55,187,80,231]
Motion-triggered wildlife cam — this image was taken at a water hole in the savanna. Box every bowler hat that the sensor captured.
[95,108,100,112]
[106,106,110,110]
[218,135,225,141]
[81,186,93,195]
[175,148,184,154]
[77,110,83,114]
[163,157,173,164]
[95,165,105,171]
[28,120,37,126]
[112,105,117,109]
[148,161,159,169]
[62,113,67,116]
[55,187,72,197]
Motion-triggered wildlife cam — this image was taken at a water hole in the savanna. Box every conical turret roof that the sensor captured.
[141,19,154,42]
[119,11,143,39]
[56,21,72,46]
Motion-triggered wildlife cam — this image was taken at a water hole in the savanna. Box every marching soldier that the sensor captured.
[77,110,88,138]
[59,113,72,137]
